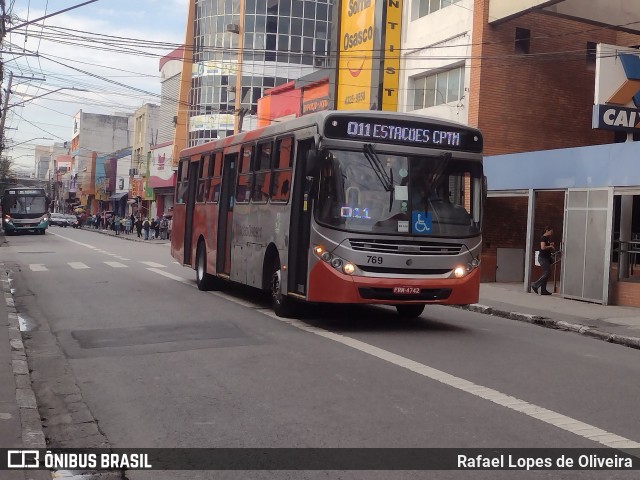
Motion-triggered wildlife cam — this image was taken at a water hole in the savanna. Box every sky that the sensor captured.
[2,0,189,172]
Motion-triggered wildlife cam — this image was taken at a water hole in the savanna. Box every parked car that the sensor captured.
[66,215,81,228]
[49,213,69,227]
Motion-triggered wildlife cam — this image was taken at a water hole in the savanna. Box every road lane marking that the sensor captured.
[262,311,640,450]
[104,261,127,268]
[139,261,165,268]
[116,257,130,261]
[29,264,48,272]
[147,268,191,285]
[68,262,90,270]
[144,266,640,451]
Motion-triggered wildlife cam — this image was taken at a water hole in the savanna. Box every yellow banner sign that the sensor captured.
[337,0,376,110]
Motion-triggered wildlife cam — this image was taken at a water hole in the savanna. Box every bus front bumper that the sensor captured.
[307,260,480,306]
[3,218,49,232]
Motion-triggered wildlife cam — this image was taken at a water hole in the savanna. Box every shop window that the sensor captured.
[515,27,531,55]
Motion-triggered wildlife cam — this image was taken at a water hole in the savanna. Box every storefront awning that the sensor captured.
[148,173,175,189]
[108,192,128,201]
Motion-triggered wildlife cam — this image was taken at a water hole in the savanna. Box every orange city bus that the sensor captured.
[171,110,484,318]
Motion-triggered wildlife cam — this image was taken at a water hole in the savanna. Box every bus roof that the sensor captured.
[180,110,483,158]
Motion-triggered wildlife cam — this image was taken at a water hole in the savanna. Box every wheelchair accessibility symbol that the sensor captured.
[412,211,432,234]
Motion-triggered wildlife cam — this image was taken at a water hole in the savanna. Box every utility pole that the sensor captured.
[1,0,7,158]
[0,70,12,139]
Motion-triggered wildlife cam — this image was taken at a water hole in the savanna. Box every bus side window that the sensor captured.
[236,146,254,204]
[208,152,222,203]
[176,158,189,204]
[271,137,293,203]
[252,141,272,203]
[196,155,208,203]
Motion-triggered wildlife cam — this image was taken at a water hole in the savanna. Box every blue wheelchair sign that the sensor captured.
[412,211,432,234]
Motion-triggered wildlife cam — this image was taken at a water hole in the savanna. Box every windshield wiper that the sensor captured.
[363,143,393,192]
[363,144,395,212]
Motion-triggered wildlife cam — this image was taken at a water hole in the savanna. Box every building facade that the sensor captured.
[70,110,133,213]
[184,0,334,144]
[401,0,640,306]
[35,143,67,181]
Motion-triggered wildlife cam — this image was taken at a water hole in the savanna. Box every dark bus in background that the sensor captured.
[1,187,50,235]
[172,111,484,318]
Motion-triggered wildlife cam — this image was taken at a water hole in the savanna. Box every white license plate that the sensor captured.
[393,286,420,295]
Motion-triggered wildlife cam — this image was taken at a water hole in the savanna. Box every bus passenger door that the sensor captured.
[217,153,238,275]
[288,139,314,296]
[184,160,200,265]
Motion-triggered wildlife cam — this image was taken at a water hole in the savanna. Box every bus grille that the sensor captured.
[358,287,452,301]
[358,266,450,275]
[349,238,462,256]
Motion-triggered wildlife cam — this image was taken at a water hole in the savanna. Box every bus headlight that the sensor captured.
[454,266,466,278]
[315,245,354,275]
[343,263,356,275]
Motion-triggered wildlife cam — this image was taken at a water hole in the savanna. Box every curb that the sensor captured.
[458,303,640,351]
[71,227,169,245]
[2,264,53,480]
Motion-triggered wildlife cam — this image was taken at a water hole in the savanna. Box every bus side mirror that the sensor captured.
[305,149,319,177]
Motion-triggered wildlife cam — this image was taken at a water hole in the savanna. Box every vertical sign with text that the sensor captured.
[337,0,376,110]
[381,0,402,111]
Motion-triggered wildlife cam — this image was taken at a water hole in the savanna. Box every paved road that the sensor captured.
[3,227,640,479]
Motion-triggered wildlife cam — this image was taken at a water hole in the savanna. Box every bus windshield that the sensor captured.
[4,195,47,215]
[316,149,482,237]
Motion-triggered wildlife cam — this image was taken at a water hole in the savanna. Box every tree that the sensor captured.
[0,155,15,192]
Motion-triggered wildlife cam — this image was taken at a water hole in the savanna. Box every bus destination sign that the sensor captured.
[7,189,43,195]
[324,116,483,152]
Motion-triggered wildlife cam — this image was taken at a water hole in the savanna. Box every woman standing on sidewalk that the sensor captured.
[532,226,555,295]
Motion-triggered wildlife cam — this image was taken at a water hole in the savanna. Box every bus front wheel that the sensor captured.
[396,304,425,318]
[196,241,219,291]
[271,259,298,318]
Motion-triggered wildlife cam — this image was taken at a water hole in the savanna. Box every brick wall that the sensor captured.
[469,1,640,156]
[611,281,640,308]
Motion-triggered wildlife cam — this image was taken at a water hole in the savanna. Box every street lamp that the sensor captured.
[0,71,89,134]
[5,137,54,149]
[7,86,89,109]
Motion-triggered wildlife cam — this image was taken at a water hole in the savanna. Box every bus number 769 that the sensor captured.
[367,256,383,264]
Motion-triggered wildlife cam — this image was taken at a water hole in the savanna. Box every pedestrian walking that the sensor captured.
[167,216,172,241]
[143,218,150,240]
[135,217,143,238]
[114,216,120,235]
[159,215,168,240]
[125,217,132,234]
[531,226,555,295]
[149,217,157,239]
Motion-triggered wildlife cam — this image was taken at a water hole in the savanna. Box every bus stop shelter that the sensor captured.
[484,141,640,306]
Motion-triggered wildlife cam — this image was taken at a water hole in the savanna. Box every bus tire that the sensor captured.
[271,259,298,318]
[196,241,218,291]
[396,304,425,318]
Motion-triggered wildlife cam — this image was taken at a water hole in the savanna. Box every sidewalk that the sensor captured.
[71,226,170,244]
[465,282,640,350]
[0,233,51,479]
